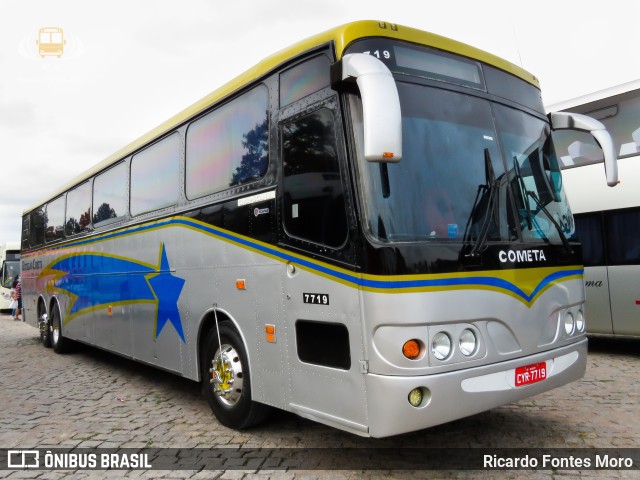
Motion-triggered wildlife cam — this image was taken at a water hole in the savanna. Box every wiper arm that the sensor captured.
[524,189,573,254]
[513,156,532,231]
[465,149,499,258]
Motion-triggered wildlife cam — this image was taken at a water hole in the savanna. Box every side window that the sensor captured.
[185,85,268,199]
[282,108,348,248]
[574,213,605,267]
[605,208,640,265]
[93,162,127,225]
[29,208,45,247]
[21,216,30,250]
[66,181,92,236]
[280,55,330,107]
[45,196,65,242]
[131,133,181,216]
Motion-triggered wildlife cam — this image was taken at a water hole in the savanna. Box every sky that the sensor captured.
[1,0,638,244]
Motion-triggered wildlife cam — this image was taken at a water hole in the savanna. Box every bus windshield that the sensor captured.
[2,260,20,288]
[350,81,575,246]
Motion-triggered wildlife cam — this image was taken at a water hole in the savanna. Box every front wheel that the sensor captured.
[201,322,270,429]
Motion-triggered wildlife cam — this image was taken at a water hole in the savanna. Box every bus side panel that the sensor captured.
[608,265,640,335]
[249,263,289,409]
[583,266,614,334]
[283,269,367,432]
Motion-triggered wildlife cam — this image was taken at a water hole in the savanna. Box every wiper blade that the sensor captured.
[465,148,499,258]
[524,189,573,254]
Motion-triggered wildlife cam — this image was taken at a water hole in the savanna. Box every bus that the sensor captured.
[21,21,617,438]
[0,242,21,310]
[36,27,65,58]
[547,80,640,337]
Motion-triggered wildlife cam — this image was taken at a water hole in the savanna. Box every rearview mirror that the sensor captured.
[332,53,402,162]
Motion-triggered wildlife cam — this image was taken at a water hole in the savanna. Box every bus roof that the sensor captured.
[546,79,640,113]
[24,20,538,215]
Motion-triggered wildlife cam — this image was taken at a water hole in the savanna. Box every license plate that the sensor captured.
[515,362,547,387]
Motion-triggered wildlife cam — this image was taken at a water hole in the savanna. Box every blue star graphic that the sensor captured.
[147,244,186,342]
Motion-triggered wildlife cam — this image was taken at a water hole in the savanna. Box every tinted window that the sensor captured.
[484,65,544,113]
[574,213,605,266]
[605,208,640,265]
[282,108,348,247]
[93,162,127,224]
[131,133,181,216]
[66,182,92,236]
[280,55,331,106]
[186,86,268,199]
[45,196,65,242]
[29,208,45,247]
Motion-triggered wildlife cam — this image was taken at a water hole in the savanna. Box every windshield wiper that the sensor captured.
[513,156,532,231]
[523,190,573,255]
[465,148,499,258]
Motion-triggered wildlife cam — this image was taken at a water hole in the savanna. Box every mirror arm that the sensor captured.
[548,111,618,187]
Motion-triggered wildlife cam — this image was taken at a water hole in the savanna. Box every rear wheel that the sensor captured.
[201,322,270,429]
[50,304,71,354]
[40,312,52,348]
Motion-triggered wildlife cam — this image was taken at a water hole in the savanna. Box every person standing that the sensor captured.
[14,276,22,321]
[9,282,17,320]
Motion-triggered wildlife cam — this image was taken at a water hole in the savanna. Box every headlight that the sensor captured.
[459,329,477,356]
[575,310,585,332]
[564,311,575,335]
[432,332,452,360]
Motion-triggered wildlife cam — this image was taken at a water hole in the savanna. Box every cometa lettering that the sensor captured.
[498,249,547,263]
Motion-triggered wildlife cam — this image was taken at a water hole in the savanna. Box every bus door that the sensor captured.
[277,96,368,433]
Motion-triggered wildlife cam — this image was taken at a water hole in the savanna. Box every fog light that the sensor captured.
[459,329,477,356]
[432,332,452,360]
[408,388,423,407]
[564,311,575,335]
[402,339,421,360]
[575,310,585,332]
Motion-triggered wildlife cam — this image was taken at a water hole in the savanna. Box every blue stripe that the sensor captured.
[45,217,582,303]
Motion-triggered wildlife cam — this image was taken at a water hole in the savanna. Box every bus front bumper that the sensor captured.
[365,338,587,438]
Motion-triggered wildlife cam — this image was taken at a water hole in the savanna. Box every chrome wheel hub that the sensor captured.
[209,344,243,406]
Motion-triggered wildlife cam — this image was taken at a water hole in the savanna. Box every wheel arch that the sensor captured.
[195,306,250,382]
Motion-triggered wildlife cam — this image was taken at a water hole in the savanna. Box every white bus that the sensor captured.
[21,21,616,438]
[0,242,21,310]
[548,80,639,337]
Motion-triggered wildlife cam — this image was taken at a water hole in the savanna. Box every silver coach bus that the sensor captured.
[21,21,617,437]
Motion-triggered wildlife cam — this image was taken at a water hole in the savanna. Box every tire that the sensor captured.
[40,312,52,348]
[50,303,71,354]
[201,322,270,429]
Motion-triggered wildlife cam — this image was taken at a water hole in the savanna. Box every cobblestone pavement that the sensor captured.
[1,313,638,479]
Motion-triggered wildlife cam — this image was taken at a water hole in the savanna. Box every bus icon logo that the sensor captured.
[7,450,39,468]
[36,27,66,58]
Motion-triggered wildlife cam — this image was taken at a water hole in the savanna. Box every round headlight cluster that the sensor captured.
[562,309,586,336]
[431,328,478,361]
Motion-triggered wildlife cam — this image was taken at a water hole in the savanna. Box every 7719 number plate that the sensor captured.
[515,362,547,387]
